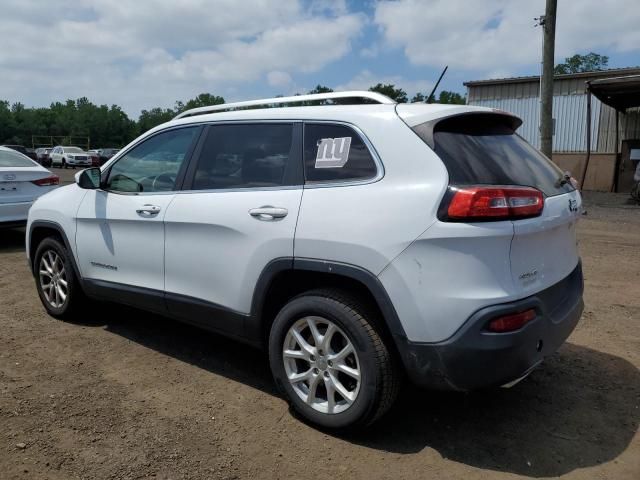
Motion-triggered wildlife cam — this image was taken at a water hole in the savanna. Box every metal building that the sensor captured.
[465,67,640,191]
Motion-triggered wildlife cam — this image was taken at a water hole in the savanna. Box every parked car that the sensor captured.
[49,146,92,169]
[2,144,38,162]
[0,146,59,228]
[88,149,101,167]
[98,148,120,165]
[26,91,584,429]
[35,148,53,167]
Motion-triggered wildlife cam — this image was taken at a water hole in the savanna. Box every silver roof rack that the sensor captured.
[174,91,395,119]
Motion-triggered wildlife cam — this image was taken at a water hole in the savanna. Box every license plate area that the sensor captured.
[0,182,18,193]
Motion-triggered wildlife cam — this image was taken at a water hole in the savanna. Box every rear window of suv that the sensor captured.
[0,149,35,167]
[413,113,574,197]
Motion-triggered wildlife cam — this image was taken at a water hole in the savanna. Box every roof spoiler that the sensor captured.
[410,110,523,149]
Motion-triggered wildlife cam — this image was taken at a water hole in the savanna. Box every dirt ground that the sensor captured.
[1,187,639,480]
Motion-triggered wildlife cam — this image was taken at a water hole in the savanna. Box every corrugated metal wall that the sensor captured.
[467,76,640,153]
[597,106,640,153]
[471,95,600,152]
[467,77,591,103]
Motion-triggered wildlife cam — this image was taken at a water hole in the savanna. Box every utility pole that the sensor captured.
[539,0,557,159]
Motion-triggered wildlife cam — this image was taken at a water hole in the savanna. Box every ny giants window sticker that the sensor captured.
[315,137,351,168]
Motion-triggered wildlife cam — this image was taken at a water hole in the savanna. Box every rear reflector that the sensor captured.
[31,175,59,186]
[488,309,537,333]
[445,186,544,221]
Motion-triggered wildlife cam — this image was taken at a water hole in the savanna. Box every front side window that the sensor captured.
[190,123,298,190]
[106,127,198,193]
[303,123,378,183]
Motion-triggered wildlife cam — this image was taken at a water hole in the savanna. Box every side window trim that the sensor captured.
[181,121,304,192]
[302,121,384,188]
[101,125,204,195]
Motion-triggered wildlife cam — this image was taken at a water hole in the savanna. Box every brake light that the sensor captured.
[444,186,544,221]
[488,309,536,333]
[31,175,59,186]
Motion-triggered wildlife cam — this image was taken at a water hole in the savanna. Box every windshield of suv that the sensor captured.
[0,149,36,167]
[65,147,83,153]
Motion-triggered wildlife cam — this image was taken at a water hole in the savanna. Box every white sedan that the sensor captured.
[0,146,59,228]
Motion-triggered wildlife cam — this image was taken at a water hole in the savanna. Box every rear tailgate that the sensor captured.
[510,189,582,295]
[408,110,581,295]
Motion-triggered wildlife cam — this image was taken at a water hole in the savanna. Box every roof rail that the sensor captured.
[174,90,395,119]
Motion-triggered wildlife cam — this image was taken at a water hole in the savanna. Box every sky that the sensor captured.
[1,0,639,118]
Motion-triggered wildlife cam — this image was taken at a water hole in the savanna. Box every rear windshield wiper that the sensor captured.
[556,172,572,188]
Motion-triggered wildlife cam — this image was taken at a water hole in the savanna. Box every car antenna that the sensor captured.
[425,65,448,103]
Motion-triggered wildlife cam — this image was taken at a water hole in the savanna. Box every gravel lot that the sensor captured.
[1,180,639,480]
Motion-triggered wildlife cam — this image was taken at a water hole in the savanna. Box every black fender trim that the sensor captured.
[292,258,407,339]
[248,257,408,351]
[28,220,84,288]
[246,257,295,342]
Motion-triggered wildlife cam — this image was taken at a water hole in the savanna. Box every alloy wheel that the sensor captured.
[283,316,361,414]
[39,250,68,308]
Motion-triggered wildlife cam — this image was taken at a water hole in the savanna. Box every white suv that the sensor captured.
[26,91,584,428]
[49,146,92,169]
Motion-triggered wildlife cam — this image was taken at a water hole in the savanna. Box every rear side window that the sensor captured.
[304,123,378,183]
[414,114,573,197]
[190,123,300,190]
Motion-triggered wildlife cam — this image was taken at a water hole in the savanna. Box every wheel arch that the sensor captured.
[28,221,83,285]
[250,258,408,354]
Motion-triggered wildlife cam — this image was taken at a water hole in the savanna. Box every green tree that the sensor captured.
[308,85,334,94]
[368,83,408,103]
[137,93,227,134]
[437,90,466,104]
[411,90,466,104]
[137,107,176,134]
[175,93,225,114]
[554,52,609,74]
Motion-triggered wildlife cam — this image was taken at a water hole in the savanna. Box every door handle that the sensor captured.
[248,206,288,221]
[136,204,161,216]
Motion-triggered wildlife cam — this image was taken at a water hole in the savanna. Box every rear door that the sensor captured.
[163,122,303,337]
[425,113,581,294]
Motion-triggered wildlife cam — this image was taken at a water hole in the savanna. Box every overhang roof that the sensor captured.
[587,74,640,112]
[464,67,640,87]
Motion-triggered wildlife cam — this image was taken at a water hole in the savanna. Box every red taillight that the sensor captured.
[488,309,537,333]
[445,186,544,221]
[31,175,59,186]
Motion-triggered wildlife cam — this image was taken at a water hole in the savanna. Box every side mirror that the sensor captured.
[76,167,101,189]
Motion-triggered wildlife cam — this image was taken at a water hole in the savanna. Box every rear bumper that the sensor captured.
[0,201,32,225]
[397,262,584,391]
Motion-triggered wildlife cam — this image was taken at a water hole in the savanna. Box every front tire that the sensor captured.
[269,289,399,429]
[34,237,85,319]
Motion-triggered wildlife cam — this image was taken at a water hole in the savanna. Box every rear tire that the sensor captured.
[62,159,67,169]
[34,237,86,319]
[269,289,399,429]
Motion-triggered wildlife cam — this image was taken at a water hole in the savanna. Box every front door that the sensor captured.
[163,122,303,337]
[75,126,201,309]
